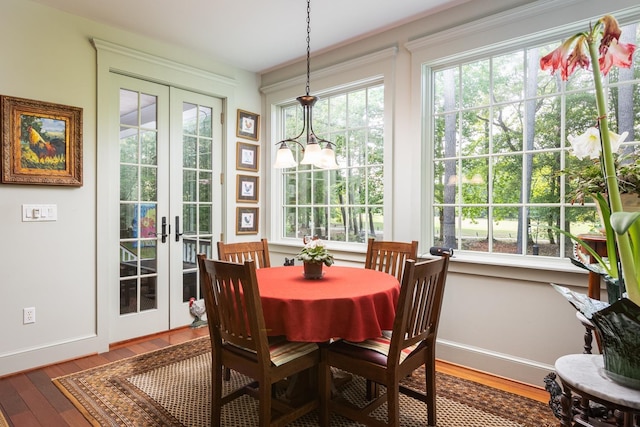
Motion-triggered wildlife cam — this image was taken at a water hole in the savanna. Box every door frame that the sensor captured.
[95,39,237,346]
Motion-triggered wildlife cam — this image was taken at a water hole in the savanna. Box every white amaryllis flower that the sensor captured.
[567,127,627,160]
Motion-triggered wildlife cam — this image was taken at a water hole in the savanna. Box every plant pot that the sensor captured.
[303,261,323,279]
[591,298,640,389]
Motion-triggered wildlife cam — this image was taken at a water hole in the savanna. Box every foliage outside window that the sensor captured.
[431,21,640,258]
[280,83,384,244]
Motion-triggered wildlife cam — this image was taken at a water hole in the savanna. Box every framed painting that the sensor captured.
[236,141,259,172]
[236,174,259,203]
[236,109,259,141]
[1,95,83,186]
[236,207,259,234]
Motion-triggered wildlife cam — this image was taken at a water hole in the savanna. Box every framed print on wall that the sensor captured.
[1,95,83,186]
[236,174,259,203]
[236,207,259,234]
[236,141,259,172]
[236,109,259,141]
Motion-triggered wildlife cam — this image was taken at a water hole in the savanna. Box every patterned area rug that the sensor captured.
[53,337,556,427]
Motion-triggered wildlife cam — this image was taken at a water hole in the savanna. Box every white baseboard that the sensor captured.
[436,339,555,388]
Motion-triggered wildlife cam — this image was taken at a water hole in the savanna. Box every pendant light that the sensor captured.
[273,0,338,169]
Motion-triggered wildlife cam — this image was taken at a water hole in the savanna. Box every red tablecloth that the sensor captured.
[256,265,400,342]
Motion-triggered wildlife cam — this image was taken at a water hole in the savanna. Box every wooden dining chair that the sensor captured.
[216,239,270,382]
[319,255,451,427]
[364,238,418,282]
[197,255,322,426]
[217,238,271,268]
[363,238,419,398]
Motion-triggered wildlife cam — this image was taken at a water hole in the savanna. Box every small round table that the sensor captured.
[555,354,640,427]
[256,265,400,342]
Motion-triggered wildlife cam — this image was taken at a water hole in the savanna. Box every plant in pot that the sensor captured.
[542,14,640,389]
[297,237,334,279]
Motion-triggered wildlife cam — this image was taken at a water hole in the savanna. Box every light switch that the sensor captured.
[22,204,57,222]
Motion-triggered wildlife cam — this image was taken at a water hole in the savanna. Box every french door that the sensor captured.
[111,73,222,342]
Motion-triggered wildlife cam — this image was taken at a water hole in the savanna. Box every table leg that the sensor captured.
[560,385,573,427]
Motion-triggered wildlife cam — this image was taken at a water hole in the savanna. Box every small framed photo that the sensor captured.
[236,174,259,203]
[236,141,259,172]
[236,207,259,234]
[236,109,259,141]
[1,95,83,186]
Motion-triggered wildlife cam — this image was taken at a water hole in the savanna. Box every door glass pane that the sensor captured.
[181,101,214,302]
[119,90,159,316]
[140,130,157,165]
[183,170,197,202]
[183,136,197,168]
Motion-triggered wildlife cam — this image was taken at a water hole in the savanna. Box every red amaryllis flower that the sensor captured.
[599,38,636,75]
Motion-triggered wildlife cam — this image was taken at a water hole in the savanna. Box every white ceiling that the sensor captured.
[30,0,469,73]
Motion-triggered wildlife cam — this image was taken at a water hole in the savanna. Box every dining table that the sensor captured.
[255,265,400,343]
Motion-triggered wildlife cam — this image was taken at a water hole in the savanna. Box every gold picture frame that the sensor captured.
[236,141,259,172]
[236,207,259,234]
[236,109,259,141]
[236,174,259,203]
[1,95,82,186]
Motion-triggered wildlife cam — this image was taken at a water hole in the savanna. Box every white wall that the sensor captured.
[262,0,640,387]
[0,0,261,376]
[1,0,635,389]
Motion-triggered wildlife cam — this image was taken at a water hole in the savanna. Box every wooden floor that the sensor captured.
[0,327,549,426]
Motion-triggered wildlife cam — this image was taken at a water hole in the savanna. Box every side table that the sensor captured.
[555,354,640,427]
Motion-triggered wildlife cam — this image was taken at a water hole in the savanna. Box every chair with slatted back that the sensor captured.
[319,255,450,427]
[363,238,418,398]
[217,238,271,268]
[196,255,322,426]
[364,238,418,282]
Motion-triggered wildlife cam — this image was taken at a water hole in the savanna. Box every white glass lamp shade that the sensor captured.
[273,143,298,168]
[315,144,339,169]
[300,141,322,165]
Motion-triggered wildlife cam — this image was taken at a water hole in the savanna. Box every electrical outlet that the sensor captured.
[23,307,35,324]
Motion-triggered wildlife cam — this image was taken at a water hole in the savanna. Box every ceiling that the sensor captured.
[30,0,469,73]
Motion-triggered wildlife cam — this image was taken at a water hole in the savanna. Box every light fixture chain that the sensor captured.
[306,0,311,96]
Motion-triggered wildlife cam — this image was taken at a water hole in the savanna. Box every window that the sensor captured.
[429,21,640,259]
[279,82,385,243]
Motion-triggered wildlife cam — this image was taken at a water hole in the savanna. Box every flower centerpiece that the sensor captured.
[541,14,640,388]
[297,237,334,279]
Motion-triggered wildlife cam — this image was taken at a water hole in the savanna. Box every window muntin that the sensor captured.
[280,83,385,243]
[430,22,640,259]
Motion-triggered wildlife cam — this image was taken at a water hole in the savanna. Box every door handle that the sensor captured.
[175,216,184,242]
[160,216,168,243]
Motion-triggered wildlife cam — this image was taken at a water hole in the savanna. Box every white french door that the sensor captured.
[111,74,222,342]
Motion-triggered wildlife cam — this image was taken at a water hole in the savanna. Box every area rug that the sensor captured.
[53,337,556,427]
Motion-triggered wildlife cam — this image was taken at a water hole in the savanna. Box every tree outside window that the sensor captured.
[431,22,639,258]
[280,83,385,244]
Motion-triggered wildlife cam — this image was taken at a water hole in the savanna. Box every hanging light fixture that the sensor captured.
[273,0,338,169]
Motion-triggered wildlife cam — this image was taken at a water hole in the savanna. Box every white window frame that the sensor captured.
[262,47,398,251]
[407,0,640,269]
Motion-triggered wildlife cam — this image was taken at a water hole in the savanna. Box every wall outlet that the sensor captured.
[23,307,36,324]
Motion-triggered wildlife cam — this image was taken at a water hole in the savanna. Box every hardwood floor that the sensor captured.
[0,327,549,426]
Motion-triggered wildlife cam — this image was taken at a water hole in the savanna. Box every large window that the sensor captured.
[279,82,385,243]
[430,21,640,259]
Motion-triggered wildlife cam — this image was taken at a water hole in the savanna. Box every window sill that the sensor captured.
[270,240,588,286]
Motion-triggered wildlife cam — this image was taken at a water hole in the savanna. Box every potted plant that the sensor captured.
[541,14,640,388]
[297,237,334,279]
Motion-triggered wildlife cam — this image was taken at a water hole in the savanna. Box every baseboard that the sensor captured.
[436,339,555,388]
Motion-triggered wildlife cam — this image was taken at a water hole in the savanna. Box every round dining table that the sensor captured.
[255,265,400,342]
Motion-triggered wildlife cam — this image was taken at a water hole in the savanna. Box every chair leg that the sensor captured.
[211,363,223,426]
[258,377,271,426]
[366,379,379,400]
[425,356,437,426]
[224,366,231,381]
[319,349,331,427]
[387,383,401,426]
